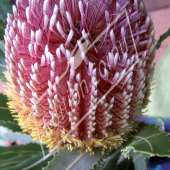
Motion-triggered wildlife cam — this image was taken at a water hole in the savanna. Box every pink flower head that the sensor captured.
[5,0,155,152]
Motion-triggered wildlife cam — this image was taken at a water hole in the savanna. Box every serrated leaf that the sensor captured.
[0,126,32,143]
[0,154,34,169]
[0,143,54,170]
[43,148,104,170]
[147,46,170,117]
[4,151,54,170]
[0,0,13,20]
[131,151,150,170]
[114,157,135,170]
[101,150,121,170]
[92,148,122,170]
[0,120,22,132]
[0,143,42,160]
[42,152,57,170]
[122,123,170,158]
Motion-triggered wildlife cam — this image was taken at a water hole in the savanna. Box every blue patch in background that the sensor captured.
[138,117,170,170]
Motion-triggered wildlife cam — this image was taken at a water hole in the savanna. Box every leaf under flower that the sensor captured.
[122,123,170,158]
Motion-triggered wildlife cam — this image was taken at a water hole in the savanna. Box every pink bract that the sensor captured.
[4,0,155,152]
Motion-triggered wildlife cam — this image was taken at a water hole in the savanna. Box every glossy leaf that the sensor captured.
[122,123,170,158]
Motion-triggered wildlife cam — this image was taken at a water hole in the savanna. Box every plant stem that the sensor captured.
[156,27,170,49]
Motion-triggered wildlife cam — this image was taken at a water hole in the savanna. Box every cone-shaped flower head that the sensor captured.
[5,0,155,152]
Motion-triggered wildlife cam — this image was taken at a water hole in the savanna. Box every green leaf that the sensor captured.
[0,19,6,40]
[122,123,170,158]
[43,148,104,170]
[131,152,150,170]
[92,148,122,170]
[115,157,135,170]
[0,3,10,81]
[0,93,15,122]
[101,150,121,170]
[0,154,34,169]
[0,120,22,132]
[0,93,17,122]
[0,31,4,41]
[0,93,22,132]
[0,49,7,82]
[0,143,42,160]
[0,40,5,52]
[147,46,170,117]
[0,143,54,170]
[0,19,6,30]
[0,0,13,20]
[3,151,54,170]
[0,126,32,143]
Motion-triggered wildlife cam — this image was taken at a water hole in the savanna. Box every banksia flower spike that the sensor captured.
[5,0,155,152]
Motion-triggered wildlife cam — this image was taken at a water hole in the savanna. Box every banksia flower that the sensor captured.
[4,0,155,152]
